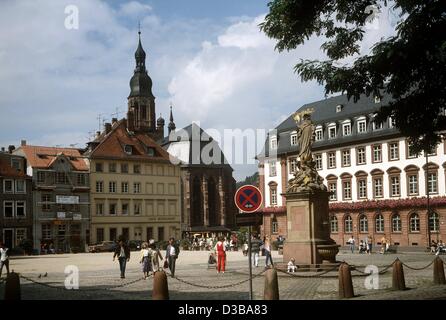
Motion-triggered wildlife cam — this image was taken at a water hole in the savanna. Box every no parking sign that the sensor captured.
[234,185,262,213]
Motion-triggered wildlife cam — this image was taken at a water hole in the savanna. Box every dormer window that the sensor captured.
[373,116,383,131]
[342,121,351,136]
[147,147,155,156]
[290,132,297,146]
[124,145,133,155]
[270,136,277,150]
[315,126,323,141]
[389,117,396,128]
[328,124,337,139]
[357,117,367,134]
[336,104,343,113]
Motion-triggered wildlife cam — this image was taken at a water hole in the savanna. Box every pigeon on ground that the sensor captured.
[43,272,47,277]
[38,274,42,278]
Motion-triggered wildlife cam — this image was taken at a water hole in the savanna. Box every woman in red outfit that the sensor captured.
[215,236,226,273]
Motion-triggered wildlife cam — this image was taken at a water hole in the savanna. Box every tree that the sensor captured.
[260,0,446,152]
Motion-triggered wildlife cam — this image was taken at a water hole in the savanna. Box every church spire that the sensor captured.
[168,104,176,134]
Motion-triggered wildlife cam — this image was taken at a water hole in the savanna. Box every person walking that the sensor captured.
[149,239,163,272]
[347,236,355,253]
[0,242,10,278]
[367,235,373,254]
[215,236,226,273]
[113,239,130,279]
[140,242,152,279]
[250,234,261,267]
[264,236,274,268]
[165,237,180,277]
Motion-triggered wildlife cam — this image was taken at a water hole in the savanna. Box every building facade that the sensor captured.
[85,33,182,244]
[258,93,446,248]
[0,147,33,251]
[86,119,182,243]
[161,123,237,237]
[14,142,90,252]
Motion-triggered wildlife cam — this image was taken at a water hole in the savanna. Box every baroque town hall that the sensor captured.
[257,94,446,249]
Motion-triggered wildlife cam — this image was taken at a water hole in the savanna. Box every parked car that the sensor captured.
[128,240,143,251]
[88,241,117,253]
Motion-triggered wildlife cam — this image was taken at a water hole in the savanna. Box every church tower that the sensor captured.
[127,30,157,135]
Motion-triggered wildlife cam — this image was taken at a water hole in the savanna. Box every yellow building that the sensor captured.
[86,119,181,243]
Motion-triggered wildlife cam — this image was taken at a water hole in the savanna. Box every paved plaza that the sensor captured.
[0,249,445,300]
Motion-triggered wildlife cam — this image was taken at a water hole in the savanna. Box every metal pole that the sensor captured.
[248,226,253,300]
[426,149,432,246]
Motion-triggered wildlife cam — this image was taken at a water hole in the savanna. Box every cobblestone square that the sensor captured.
[1,249,445,300]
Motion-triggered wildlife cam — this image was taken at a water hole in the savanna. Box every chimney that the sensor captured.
[21,140,26,146]
[8,145,15,154]
[96,131,101,138]
[112,118,118,124]
[104,123,112,134]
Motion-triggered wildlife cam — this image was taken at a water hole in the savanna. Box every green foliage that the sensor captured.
[261,0,446,153]
[236,172,259,189]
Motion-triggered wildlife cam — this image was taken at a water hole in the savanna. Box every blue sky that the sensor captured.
[0,0,397,180]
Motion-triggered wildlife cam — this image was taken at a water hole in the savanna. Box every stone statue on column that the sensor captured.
[287,108,326,193]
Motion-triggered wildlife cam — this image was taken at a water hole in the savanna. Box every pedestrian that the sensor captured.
[215,236,226,273]
[367,236,373,254]
[150,239,163,271]
[347,236,355,253]
[380,236,387,254]
[264,236,273,268]
[165,237,180,277]
[250,234,261,267]
[243,242,249,256]
[0,242,10,278]
[113,239,130,279]
[140,242,152,279]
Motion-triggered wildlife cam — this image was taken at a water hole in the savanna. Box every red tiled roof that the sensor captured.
[17,145,88,171]
[0,157,28,178]
[90,119,171,162]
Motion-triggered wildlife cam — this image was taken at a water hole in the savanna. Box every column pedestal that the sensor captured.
[283,190,339,266]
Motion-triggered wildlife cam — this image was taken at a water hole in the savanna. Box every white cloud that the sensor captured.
[119,1,152,17]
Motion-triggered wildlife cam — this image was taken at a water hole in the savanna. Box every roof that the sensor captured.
[0,154,29,178]
[259,92,399,159]
[161,123,232,169]
[88,119,172,162]
[15,145,88,171]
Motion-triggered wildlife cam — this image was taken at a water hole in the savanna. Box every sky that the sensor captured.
[0,0,399,180]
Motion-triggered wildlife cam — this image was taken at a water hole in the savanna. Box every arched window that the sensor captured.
[392,214,401,232]
[359,214,368,233]
[429,212,440,232]
[344,215,353,233]
[375,214,384,233]
[330,215,338,233]
[410,213,420,232]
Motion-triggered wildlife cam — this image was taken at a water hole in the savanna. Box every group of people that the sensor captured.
[113,237,180,279]
[208,234,275,274]
[347,236,376,254]
[192,236,237,252]
[430,240,446,256]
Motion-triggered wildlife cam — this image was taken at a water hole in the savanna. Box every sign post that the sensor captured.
[234,185,263,301]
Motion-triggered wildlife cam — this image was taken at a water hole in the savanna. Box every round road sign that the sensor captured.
[234,185,263,213]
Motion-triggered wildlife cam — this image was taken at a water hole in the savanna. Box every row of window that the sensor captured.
[41,223,80,240]
[95,202,142,216]
[327,171,438,201]
[330,212,440,233]
[3,201,27,218]
[36,171,87,186]
[95,181,141,193]
[269,140,432,177]
[96,226,165,242]
[270,116,396,149]
[2,228,27,247]
[2,179,26,193]
[95,162,141,174]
